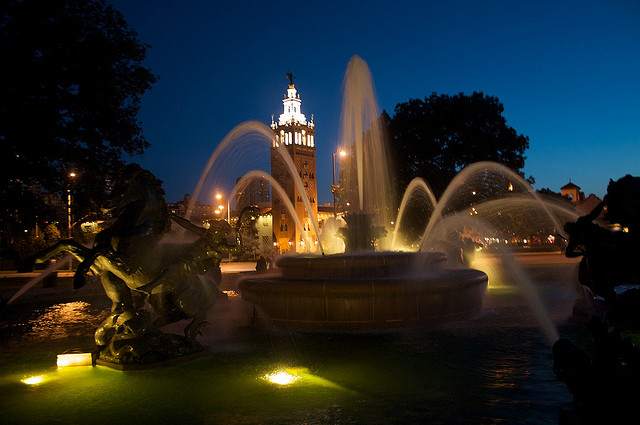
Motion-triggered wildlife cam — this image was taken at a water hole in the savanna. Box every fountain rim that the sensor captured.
[275,251,447,270]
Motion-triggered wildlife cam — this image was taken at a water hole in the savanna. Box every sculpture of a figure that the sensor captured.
[554,174,640,423]
[337,211,387,252]
[564,175,640,304]
[27,164,238,364]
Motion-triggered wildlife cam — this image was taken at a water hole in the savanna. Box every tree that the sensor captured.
[0,0,156,237]
[385,92,531,200]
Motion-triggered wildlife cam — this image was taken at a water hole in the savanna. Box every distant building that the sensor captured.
[560,181,604,219]
[235,176,270,213]
[270,73,318,253]
[561,181,585,202]
[168,194,218,223]
[317,204,336,228]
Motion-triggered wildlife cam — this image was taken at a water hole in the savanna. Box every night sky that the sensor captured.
[108,0,640,204]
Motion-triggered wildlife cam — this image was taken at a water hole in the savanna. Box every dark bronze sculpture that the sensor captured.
[554,175,640,423]
[337,211,387,252]
[28,164,238,364]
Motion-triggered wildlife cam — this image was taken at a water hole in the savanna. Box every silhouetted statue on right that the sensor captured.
[554,174,640,424]
[564,175,640,309]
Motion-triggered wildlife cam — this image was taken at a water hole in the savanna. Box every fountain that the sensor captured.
[236,56,574,334]
[0,55,593,424]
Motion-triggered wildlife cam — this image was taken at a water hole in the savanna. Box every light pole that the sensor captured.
[67,172,77,238]
[331,149,346,218]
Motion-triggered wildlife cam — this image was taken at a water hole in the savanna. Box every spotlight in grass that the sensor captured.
[264,371,300,385]
[22,375,44,385]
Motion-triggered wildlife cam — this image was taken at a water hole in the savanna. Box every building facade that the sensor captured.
[270,74,318,252]
[235,176,270,213]
[561,181,585,202]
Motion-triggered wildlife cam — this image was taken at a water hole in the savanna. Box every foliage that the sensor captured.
[0,0,156,238]
[537,188,573,205]
[4,222,61,262]
[385,92,531,200]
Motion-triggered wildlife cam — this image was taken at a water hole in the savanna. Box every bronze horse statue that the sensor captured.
[29,164,238,362]
[555,175,640,424]
[564,175,640,303]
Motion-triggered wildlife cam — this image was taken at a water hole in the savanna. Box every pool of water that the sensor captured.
[0,272,586,424]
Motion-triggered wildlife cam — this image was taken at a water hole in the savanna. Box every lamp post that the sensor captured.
[331,149,346,218]
[67,172,77,238]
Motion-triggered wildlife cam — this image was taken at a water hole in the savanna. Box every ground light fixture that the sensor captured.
[57,349,94,367]
[262,366,352,392]
[264,370,300,385]
[21,375,45,385]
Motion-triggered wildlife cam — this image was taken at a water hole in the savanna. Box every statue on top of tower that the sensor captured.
[286,72,294,87]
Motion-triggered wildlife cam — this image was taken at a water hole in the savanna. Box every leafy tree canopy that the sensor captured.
[384,92,531,199]
[0,0,156,232]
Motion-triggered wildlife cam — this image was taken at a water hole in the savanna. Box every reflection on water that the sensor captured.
[13,302,108,344]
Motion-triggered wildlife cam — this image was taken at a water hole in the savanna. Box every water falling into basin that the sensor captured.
[391,177,437,250]
[339,55,396,239]
[418,161,570,250]
[7,255,73,305]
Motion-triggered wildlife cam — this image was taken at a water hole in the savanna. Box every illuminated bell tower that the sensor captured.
[271,73,318,252]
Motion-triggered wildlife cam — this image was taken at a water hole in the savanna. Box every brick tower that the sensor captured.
[270,73,318,252]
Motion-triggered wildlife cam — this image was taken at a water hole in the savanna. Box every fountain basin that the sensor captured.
[238,252,488,331]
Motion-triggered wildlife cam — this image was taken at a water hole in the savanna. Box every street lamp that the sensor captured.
[331,149,347,217]
[67,172,77,238]
[214,192,230,222]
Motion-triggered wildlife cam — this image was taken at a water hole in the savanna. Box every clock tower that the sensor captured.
[270,73,318,252]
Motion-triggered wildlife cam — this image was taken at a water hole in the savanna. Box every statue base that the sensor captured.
[96,333,208,370]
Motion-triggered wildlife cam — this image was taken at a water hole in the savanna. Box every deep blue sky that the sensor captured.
[109,0,640,204]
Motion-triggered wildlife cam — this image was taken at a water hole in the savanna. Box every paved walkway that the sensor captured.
[0,262,259,295]
[0,261,258,279]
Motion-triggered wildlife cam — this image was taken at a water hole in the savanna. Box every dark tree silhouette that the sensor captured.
[385,92,531,199]
[0,0,156,234]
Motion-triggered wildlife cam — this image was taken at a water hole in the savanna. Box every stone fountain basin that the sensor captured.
[238,252,488,331]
